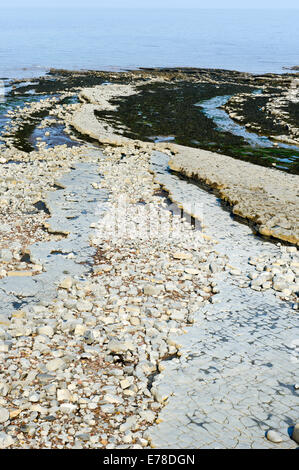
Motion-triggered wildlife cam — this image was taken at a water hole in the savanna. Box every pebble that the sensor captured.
[0,249,13,262]
[143,285,162,296]
[173,252,192,260]
[0,383,9,397]
[46,358,66,372]
[266,429,283,443]
[57,389,73,402]
[60,403,77,414]
[0,432,14,448]
[0,407,9,423]
[292,424,299,444]
[248,249,298,301]
[101,404,115,414]
[107,339,134,354]
[37,325,55,337]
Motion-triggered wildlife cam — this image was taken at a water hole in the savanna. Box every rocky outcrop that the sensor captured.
[168,144,299,245]
[71,83,299,245]
[71,103,132,146]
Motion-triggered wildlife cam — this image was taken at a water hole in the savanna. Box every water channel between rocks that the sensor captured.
[197,94,299,170]
[0,104,298,447]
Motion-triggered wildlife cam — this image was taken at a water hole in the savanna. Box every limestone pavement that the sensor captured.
[148,151,298,449]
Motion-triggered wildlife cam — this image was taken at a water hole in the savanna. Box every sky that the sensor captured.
[3,0,299,8]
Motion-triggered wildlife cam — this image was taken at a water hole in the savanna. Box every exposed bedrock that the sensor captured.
[168,144,299,245]
[224,78,299,146]
[70,83,299,245]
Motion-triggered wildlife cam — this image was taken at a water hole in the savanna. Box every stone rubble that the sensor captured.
[247,247,299,307]
[0,77,298,449]
[0,139,220,448]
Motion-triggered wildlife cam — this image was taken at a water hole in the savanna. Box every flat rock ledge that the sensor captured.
[69,83,299,246]
[168,144,299,245]
[71,103,132,147]
[71,83,170,152]
[71,84,136,146]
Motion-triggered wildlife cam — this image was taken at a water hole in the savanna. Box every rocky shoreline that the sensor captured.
[69,80,299,246]
[0,138,220,450]
[0,68,298,449]
[168,145,299,245]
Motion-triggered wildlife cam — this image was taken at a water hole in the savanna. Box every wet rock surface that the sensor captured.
[224,78,299,147]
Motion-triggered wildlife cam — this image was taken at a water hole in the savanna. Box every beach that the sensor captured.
[0,68,298,449]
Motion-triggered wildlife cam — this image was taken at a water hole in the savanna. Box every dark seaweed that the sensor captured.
[94,80,299,174]
[4,68,299,173]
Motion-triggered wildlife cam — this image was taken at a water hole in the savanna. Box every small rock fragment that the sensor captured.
[266,429,283,443]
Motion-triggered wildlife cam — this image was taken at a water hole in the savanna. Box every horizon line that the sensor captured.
[2,6,299,9]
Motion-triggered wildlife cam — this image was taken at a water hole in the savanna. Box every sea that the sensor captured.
[0,7,299,79]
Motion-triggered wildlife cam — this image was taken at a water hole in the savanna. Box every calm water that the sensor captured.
[198,95,298,150]
[1,8,299,79]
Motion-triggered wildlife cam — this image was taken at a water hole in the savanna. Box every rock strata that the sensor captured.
[0,70,298,449]
[168,145,299,245]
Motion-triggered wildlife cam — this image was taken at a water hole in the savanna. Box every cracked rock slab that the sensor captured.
[166,144,299,245]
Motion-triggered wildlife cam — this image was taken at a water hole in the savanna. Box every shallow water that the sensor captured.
[197,95,274,148]
[197,94,299,158]
[0,93,47,145]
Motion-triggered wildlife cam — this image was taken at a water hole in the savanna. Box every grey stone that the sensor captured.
[119,416,138,433]
[0,432,14,448]
[292,424,299,444]
[37,325,55,337]
[107,339,134,354]
[46,358,66,372]
[0,407,9,423]
[266,430,283,443]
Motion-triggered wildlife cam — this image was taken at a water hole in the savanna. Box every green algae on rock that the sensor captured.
[168,144,299,245]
